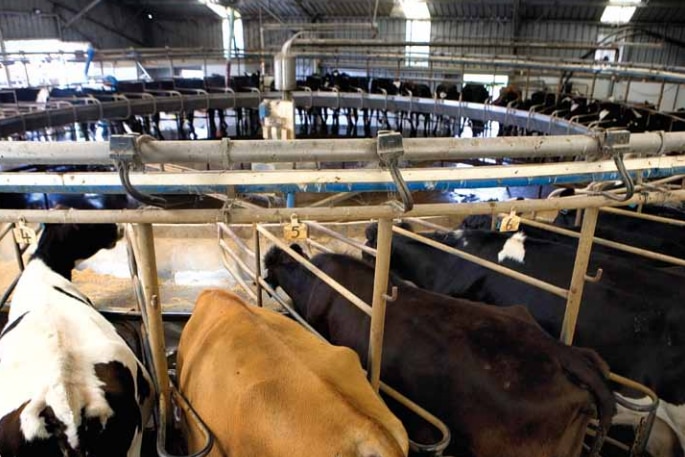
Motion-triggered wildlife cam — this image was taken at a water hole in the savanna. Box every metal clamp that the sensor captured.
[593,129,635,202]
[376,130,414,212]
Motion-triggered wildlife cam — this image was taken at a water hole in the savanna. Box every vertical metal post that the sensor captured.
[673,84,681,111]
[560,207,599,344]
[253,223,263,307]
[0,25,12,88]
[132,224,171,422]
[590,72,597,99]
[368,218,393,391]
[524,68,530,100]
[623,77,632,103]
[11,225,25,271]
[656,80,666,111]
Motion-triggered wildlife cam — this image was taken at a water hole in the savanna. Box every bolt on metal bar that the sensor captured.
[392,226,569,299]
[256,224,374,316]
[368,218,392,392]
[518,217,685,267]
[560,208,599,344]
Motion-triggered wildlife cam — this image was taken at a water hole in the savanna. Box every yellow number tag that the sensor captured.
[13,224,37,245]
[283,215,308,241]
[499,211,521,232]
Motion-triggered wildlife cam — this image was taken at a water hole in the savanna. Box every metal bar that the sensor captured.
[368,218,392,391]
[256,224,373,316]
[3,188,685,224]
[218,223,256,259]
[305,238,335,253]
[4,156,685,195]
[519,217,685,267]
[4,130,685,165]
[306,221,378,257]
[218,240,259,302]
[131,224,171,423]
[308,192,361,208]
[560,208,598,344]
[63,0,105,28]
[392,225,569,299]
[11,225,25,272]
[600,206,685,227]
[405,217,452,232]
[253,224,263,307]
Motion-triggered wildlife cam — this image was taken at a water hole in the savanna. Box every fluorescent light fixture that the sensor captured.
[198,0,229,18]
[400,0,430,19]
[600,0,640,24]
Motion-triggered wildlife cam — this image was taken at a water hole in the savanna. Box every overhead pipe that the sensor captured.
[1,131,683,166]
[2,188,685,225]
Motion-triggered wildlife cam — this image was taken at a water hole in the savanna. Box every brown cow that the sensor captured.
[177,289,409,457]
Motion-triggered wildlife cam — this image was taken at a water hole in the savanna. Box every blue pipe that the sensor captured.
[286,193,296,208]
[1,168,682,194]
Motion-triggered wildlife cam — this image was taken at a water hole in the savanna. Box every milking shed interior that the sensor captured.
[1,0,685,456]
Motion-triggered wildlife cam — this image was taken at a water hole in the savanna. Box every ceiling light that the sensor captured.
[147,13,153,19]
[600,0,640,25]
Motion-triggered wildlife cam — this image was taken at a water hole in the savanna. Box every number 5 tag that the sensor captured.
[283,215,308,241]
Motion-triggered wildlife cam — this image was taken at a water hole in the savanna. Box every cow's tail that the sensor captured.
[560,346,617,457]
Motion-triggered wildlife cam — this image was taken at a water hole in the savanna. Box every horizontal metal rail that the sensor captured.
[2,154,685,194]
[518,217,685,267]
[392,225,569,298]
[0,92,595,137]
[1,188,685,224]
[3,129,685,166]
[256,224,373,316]
[306,221,378,257]
[600,206,685,227]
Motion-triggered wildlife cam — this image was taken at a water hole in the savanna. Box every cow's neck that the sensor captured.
[277,266,315,316]
[30,247,75,281]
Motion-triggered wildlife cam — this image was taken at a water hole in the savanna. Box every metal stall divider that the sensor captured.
[217,221,452,455]
[404,216,661,456]
[126,224,214,457]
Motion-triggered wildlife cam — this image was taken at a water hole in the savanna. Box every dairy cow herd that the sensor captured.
[1,199,684,457]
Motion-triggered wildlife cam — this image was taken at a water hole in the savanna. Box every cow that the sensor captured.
[433,82,460,137]
[364,223,685,455]
[0,222,154,457]
[461,83,490,137]
[264,245,616,457]
[177,289,409,457]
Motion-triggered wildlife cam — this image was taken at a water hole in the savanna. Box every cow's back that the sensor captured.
[177,289,408,457]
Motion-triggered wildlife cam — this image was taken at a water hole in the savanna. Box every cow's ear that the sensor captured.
[365,223,379,244]
[290,244,308,259]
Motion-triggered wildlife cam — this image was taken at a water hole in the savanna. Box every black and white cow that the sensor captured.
[365,223,685,456]
[0,222,154,457]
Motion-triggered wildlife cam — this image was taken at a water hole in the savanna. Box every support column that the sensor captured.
[560,207,599,344]
[368,218,393,391]
[132,224,171,422]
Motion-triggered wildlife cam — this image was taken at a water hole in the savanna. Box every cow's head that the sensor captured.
[32,222,123,280]
[263,244,308,290]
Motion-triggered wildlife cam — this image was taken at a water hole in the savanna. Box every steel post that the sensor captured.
[368,218,392,391]
[131,224,171,422]
[560,207,598,344]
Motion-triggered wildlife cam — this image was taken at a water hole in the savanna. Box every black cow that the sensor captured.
[398,81,432,137]
[365,223,685,454]
[264,245,615,457]
[370,77,401,130]
[433,82,460,137]
[461,83,490,137]
[554,206,685,266]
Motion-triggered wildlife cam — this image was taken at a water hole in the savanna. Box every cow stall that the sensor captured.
[1,128,685,456]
